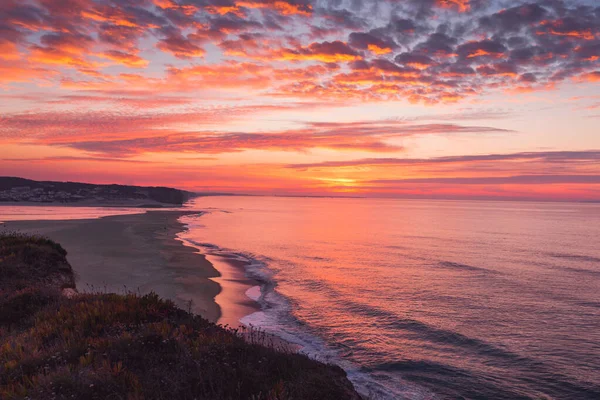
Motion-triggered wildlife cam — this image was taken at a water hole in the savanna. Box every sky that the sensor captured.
[0,0,599,201]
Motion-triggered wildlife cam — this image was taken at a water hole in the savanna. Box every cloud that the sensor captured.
[0,109,513,156]
[282,148,600,199]
[0,0,596,103]
[348,32,396,55]
[28,32,97,71]
[0,59,53,83]
[157,30,205,58]
[166,61,271,88]
[477,62,519,77]
[68,121,508,155]
[480,4,547,32]
[97,24,145,50]
[369,175,600,185]
[457,39,507,59]
[238,0,312,16]
[536,17,598,41]
[35,94,194,109]
[0,104,314,141]
[2,156,163,164]
[63,131,401,155]
[98,50,149,68]
[275,41,362,63]
[0,0,598,202]
[202,0,312,17]
[395,53,435,69]
[413,32,457,58]
[576,71,600,82]
[286,151,600,169]
[435,0,471,13]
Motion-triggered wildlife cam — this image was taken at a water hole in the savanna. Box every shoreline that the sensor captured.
[2,207,285,339]
[176,216,262,327]
[1,211,222,322]
[200,253,261,327]
[0,229,362,399]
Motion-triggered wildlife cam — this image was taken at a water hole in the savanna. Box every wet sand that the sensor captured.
[1,211,222,322]
[201,253,261,328]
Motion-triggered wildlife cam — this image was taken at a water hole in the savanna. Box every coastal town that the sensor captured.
[0,177,190,205]
[0,185,100,203]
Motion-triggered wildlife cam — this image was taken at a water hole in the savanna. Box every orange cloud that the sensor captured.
[206,5,246,17]
[468,49,501,58]
[0,42,21,61]
[153,0,197,15]
[367,44,392,55]
[436,0,470,12]
[537,19,597,40]
[98,50,149,68]
[157,35,205,58]
[274,41,361,63]
[28,47,101,71]
[504,82,556,94]
[477,64,518,78]
[167,62,271,89]
[0,60,53,83]
[81,9,139,28]
[5,114,513,156]
[575,71,600,83]
[236,1,312,16]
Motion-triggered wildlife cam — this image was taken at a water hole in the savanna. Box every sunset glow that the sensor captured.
[1,0,599,200]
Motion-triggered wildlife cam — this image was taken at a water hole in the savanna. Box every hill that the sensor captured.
[0,177,193,206]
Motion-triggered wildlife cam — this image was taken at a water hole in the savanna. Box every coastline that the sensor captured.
[1,210,222,322]
[200,252,261,327]
[0,227,362,399]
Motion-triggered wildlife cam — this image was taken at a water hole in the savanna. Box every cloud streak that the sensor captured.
[368,175,600,185]
[1,110,511,155]
[287,151,600,169]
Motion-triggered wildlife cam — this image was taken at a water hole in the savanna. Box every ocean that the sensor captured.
[179,197,600,399]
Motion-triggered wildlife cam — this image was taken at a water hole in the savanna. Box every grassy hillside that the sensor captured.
[0,233,361,400]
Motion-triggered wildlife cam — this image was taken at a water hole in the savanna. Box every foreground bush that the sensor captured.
[0,234,361,400]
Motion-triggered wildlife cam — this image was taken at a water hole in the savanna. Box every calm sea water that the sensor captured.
[181,197,600,400]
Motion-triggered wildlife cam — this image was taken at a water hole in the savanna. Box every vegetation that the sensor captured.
[0,233,361,400]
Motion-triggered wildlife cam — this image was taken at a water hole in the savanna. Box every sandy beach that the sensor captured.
[1,211,227,322]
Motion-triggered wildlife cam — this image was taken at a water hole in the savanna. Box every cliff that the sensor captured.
[0,233,362,400]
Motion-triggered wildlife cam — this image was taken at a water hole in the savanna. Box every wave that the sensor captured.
[365,359,600,400]
[184,235,577,399]
[363,360,530,400]
[277,287,600,399]
[436,261,496,274]
[558,265,600,277]
[547,252,600,264]
[322,295,524,363]
[180,234,416,399]
[178,212,600,400]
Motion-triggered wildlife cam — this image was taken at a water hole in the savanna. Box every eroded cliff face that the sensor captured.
[0,233,76,292]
